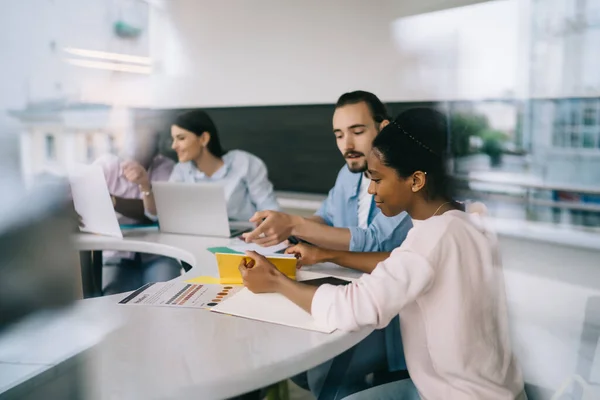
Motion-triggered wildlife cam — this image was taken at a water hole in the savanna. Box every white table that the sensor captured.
[0,230,369,400]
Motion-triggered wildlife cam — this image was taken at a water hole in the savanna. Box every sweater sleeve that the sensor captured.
[311,249,435,332]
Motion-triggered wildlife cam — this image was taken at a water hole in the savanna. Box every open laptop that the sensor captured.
[152,182,254,238]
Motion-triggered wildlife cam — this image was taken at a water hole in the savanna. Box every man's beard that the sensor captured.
[344,151,367,173]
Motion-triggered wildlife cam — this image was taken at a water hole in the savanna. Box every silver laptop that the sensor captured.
[152,182,254,237]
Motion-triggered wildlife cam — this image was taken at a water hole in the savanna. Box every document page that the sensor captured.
[118,281,241,309]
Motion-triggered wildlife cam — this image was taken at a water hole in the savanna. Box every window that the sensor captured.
[582,100,600,149]
[549,99,600,149]
[45,134,56,161]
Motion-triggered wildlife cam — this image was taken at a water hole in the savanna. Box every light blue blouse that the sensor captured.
[169,150,280,221]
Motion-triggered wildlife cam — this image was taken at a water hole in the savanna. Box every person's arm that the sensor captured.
[348,211,413,252]
[243,167,346,247]
[139,185,157,219]
[310,250,434,331]
[291,217,352,249]
[243,211,353,249]
[277,277,318,313]
[240,250,435,332]
[120,161,158,218]
[285,243,389,273]
[245,156,281,211]
[325,251,390,273]
[136,158,175,221]
[307,215,326,224]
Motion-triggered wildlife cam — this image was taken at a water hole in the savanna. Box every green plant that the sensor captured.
[449,112,489,157]
[480,129,508,166]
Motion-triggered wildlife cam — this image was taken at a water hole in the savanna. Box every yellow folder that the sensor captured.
[185,252,297,285]
[215,253,297,284]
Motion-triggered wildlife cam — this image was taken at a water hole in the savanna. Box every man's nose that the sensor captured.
[344,136,355,151]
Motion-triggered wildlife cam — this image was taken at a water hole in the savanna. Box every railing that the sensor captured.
[276,176,600,215]
[451,174,600,196]
[451,174,600,214]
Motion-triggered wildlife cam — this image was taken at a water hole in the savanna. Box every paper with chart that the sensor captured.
[118,281,241,309]
[211,288,335,333]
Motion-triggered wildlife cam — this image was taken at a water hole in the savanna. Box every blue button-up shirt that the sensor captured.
[315,165,413,252]
[169,150,280,221]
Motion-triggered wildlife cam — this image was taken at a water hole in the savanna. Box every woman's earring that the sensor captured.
[412,186,418,192]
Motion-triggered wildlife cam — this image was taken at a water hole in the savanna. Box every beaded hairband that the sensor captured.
[391,120,438,156]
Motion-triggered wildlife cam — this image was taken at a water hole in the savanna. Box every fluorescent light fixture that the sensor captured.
[64,47,152,65]
[65,58,152,74]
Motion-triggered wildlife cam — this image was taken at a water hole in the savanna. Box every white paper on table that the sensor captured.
[68,164,122,238]
[211,287,335,333]
[228,239,290,256]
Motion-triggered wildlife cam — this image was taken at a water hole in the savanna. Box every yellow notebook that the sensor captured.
[186,253,298,285]
[215,253,298,284]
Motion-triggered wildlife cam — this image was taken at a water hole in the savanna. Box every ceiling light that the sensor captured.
[65,58,152,74]
[64,47,152,65]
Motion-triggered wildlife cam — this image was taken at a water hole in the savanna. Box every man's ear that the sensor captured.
[379,119,390,130]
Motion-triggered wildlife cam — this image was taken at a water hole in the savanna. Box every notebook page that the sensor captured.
[211,288,334,333]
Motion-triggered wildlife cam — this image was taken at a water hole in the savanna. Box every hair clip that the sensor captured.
[392,121,438,156]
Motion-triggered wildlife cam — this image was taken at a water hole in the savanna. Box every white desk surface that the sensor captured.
[0,230,369,399]
[5,228,600,398]
[59,229,600,397]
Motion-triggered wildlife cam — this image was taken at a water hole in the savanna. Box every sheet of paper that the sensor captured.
[118,281,240,309]
[300,262,364,281]
[211,288,334,333]
[228,239,290,256]
[69,164,122,238]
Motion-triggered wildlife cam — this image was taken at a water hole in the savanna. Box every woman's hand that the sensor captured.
[238,251,285,293]
[285,243,329,268]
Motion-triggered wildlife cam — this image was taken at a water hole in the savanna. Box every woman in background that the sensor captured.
[94,131,181,295]
[137,110,280,221]
[239,108,526,400]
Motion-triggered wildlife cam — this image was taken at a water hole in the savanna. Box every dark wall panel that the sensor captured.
[148,101,438,194]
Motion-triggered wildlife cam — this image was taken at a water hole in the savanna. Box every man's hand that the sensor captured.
[238,251,284,293]
[285,243,330,268]
[121,161,150,189]
[242,211,302,247]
